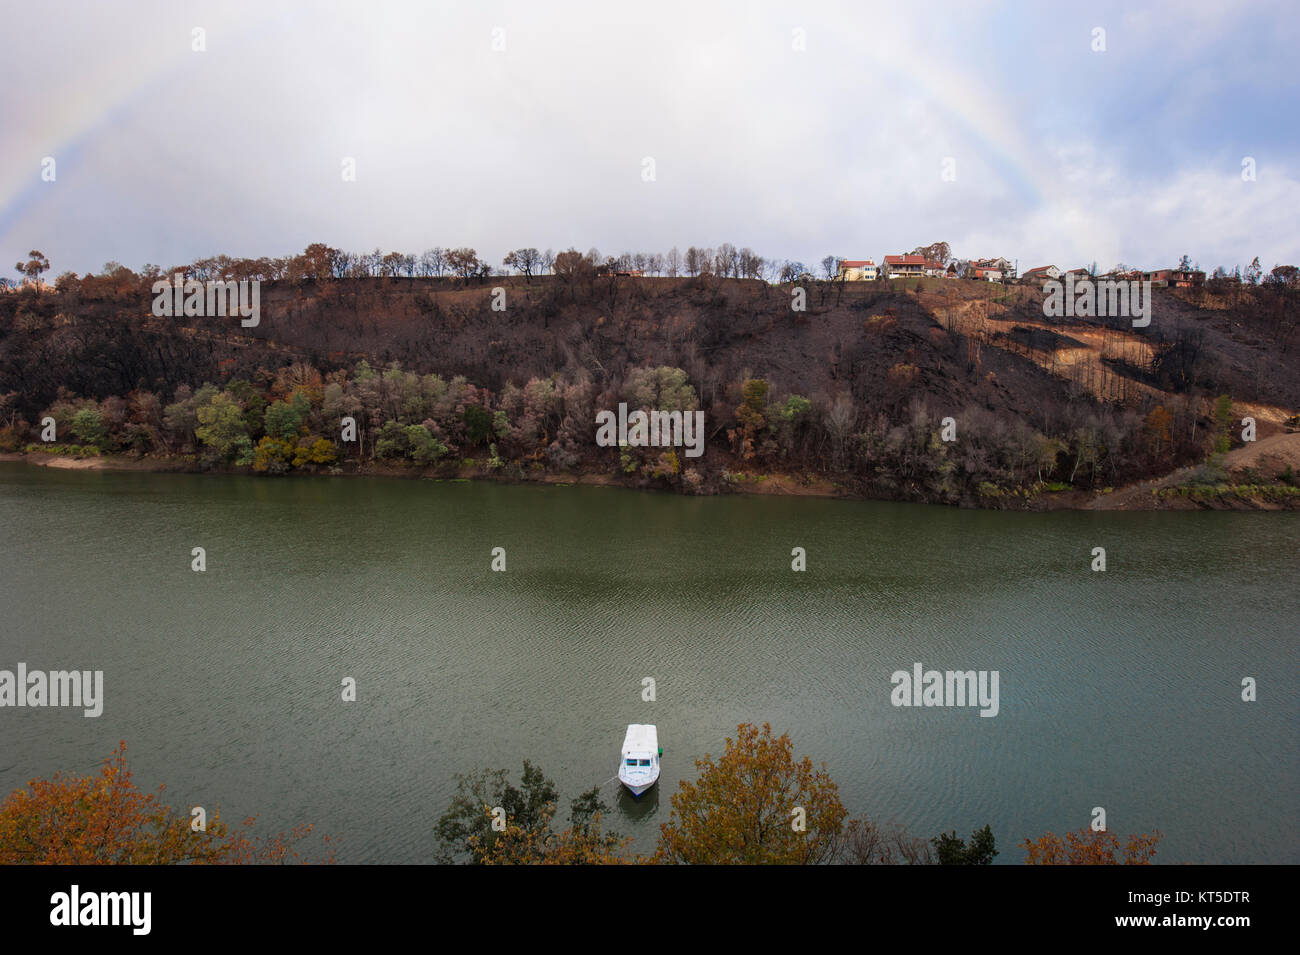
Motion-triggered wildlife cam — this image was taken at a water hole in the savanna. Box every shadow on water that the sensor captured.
[614,782,662,822]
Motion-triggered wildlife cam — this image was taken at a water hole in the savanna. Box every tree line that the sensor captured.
[9,243,1298,292]
[9,243,825,289]
[2,354,1242,504]
[0,727,1161,865]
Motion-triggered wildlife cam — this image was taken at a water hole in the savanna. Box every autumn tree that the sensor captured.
[910,241,951,266]
[1143,404,1173,458]
[654,722,850,864]
[1022,827,1162,865]
[299,243,338,282]
[14,250,50,286]
[0,742,331,864]
[729,378,768,460]
[1269,264,1299,286]
[445,247,482,282]
[503,248,541,282]
[553,249,594,293]
[473,793,634,865]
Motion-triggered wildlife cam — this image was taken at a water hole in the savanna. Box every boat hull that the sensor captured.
[619,774,659,797]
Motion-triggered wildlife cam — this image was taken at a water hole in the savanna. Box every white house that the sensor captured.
[1021,264,1062,283]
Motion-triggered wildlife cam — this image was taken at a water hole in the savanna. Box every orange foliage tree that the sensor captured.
[654,722,849,864]
[729,379,769,460]
[1022,827,1162,865]
[0,742,333,864]
[1143,405,1173,458]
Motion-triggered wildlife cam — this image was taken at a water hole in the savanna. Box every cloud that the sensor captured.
[1,0,1296,277]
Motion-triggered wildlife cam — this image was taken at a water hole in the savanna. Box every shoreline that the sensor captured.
[4,449,1296,512]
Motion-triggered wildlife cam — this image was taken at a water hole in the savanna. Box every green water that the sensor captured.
[0,463,1296,863]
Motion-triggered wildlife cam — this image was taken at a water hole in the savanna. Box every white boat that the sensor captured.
[617,724,660,797]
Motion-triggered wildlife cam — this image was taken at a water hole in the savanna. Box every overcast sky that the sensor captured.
[3,0,1298,278]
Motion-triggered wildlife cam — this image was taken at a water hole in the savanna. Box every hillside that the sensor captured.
[1,272,1297,509]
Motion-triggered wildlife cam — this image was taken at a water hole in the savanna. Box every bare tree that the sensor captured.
[504,247,541,282]
[684,247,703,276]
[419,247,447,277]
[715,243,739,278]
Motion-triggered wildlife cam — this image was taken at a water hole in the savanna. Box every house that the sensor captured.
[974,257,1016,280]
[883,254,926,279]
[1145,268,1205,288]
[922,260,947,278]
[1063,267,1093,282]
[1144,268,1201,287]
[1021,264,1062,283]
[1168,268,1205,288]
[945,263,959,279]
[837,259,877,281]
[972,266,1002,282]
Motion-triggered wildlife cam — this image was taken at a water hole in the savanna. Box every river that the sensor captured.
[0,463,1295,863]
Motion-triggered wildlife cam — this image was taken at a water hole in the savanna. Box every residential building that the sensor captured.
[883,254,926,279]
[1147,268,1204,288]
[1021,264,1062,283]
[837,259,877,281]
[974,257,1016,280]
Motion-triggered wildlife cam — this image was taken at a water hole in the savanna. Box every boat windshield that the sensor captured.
[638,759,651,766]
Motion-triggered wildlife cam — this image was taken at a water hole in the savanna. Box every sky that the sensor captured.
[2,0,1298,278]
